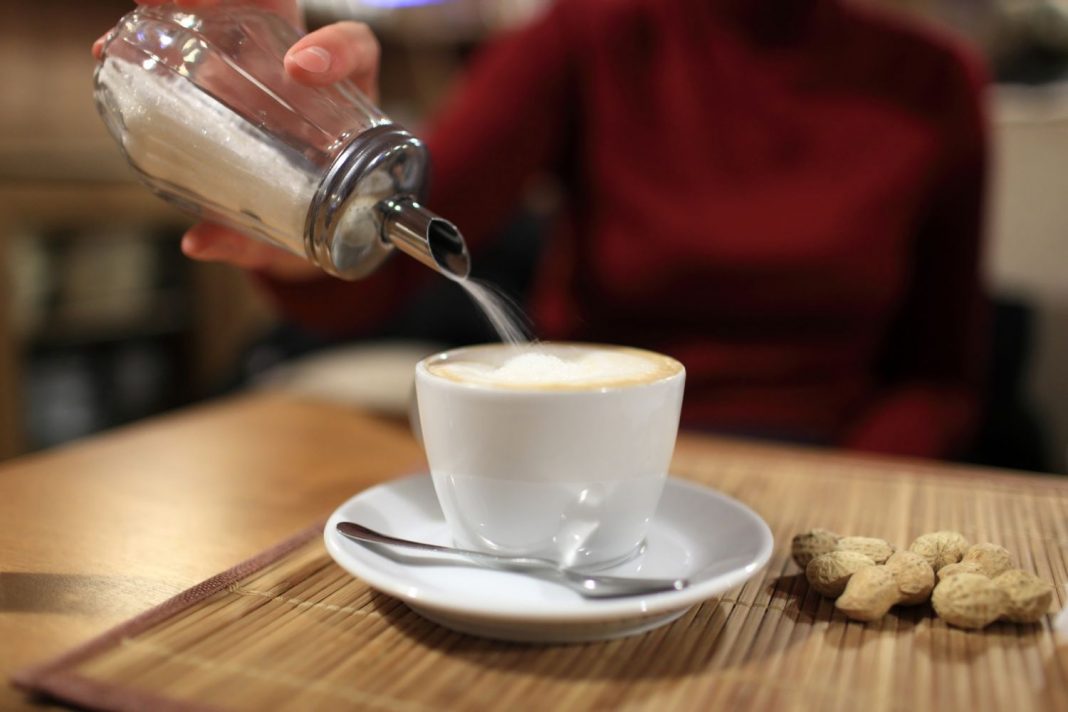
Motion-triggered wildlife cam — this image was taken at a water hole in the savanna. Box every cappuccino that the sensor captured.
[426,343,682,391]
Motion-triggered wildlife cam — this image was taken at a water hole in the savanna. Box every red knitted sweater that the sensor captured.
[262,0,989,458]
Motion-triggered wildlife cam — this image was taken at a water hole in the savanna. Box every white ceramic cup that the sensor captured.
[414,343,685,568]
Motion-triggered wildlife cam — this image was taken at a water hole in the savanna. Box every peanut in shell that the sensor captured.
[836,536,895,565]
[791,529,841,569]
[931,573,1010,630]
[806,550,876,597]
[835,566,898,622]
[884,551,936,605]
[909,531,970,572]
[995,569,1053,624]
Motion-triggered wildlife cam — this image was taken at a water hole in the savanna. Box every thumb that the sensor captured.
[284,22,380,102]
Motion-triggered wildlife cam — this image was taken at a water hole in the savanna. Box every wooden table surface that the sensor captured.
[2,392,1066,711]
[0,393,426,711]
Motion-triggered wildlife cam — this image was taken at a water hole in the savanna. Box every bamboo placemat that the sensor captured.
[12,450,1068,712]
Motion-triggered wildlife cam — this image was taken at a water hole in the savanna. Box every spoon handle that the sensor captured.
[336,521,558,569]
[338,521,465,555]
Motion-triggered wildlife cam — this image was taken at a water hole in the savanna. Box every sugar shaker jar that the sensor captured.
[94,3,469,280]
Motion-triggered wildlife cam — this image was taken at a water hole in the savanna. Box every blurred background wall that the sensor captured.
[1,0,1066,471]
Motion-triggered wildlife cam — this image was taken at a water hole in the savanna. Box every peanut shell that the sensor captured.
[885,551,935,605]
[835,566,898,621]
[936,561,984,581]
[791,529,840,569]
[960,543,1013,578]
[909,531,970,572]
[931,573,1009,629]
[836,536,895,565]
[806,550,876,598]
[995,569,1053,624]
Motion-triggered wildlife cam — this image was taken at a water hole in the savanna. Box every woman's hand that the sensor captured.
[93,1,382,281]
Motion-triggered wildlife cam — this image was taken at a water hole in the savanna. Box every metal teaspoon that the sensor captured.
[336,521,689,599]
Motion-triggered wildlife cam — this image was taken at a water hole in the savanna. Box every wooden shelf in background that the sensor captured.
[0,179,275,461]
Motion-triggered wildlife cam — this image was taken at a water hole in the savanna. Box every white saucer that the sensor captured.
[324,474,773,643]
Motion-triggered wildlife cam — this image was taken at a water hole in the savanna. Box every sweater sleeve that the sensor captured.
[842,48,990,459]
[254,2,576,338]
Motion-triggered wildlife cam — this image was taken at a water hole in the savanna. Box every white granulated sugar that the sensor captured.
[441,350,660,387]
[98,57,317,249]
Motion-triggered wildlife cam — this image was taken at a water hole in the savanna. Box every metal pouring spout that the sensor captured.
[379,197,470,280]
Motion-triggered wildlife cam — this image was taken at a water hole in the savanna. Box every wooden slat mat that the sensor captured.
[12,451,1068,712]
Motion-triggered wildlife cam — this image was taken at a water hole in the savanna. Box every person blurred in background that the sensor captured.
[100,0,989,459]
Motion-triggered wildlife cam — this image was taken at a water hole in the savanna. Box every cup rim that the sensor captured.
[415,342,686,395]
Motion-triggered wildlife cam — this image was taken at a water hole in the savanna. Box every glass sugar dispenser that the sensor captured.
[94,3,469,280]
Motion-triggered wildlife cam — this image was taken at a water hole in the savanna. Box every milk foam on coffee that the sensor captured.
[428,345,681,390]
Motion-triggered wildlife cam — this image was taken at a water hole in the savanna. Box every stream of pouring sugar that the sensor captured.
[458,279,534,345]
